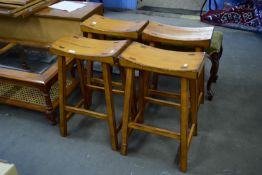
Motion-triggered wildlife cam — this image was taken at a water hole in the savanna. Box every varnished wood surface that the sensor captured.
[81,14,148,39]
[8,0,44,13]
[0,0,33,5]
[35,2,103,21]
[119,42,205,79]
[0,2,103,45]
[13,0,55,18]
[0,0,56,17]
[142,21,214,48]
[51,36,129,63]
[0,3,20,8]
[0,56,74,87]
[0,42,15,54]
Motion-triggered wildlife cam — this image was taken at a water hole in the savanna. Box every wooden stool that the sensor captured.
[119,42,205,172]
[80,14,148,108]
[50,35,129,150]
[142,21,214,101]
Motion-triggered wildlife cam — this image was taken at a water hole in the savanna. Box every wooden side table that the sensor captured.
[0,1,103,46]
[0,1,103,124]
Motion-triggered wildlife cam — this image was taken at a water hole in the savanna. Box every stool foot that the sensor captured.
[121,145,128,155]
[193,126,198,136]
[60,128,67,137]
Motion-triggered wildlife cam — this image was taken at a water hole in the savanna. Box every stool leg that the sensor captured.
[121,68,134,155]
[86,60,93,107]
[102,63,118,150]
[151,73,159,90]
[180,78,189,172]
[119,66,126,89]
[76,59,88,108]
[199,65,205,104]
[189,80,198,136]
[120,66,137,121]
[149,42,159,90]
[138,71,149,123]
[85,32,94,107]
[130,74,138,121]
[58,56,67,137]
[195,47,205,104]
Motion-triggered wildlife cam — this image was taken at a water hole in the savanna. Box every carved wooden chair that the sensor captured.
[50,35,129,150]
[142,21,222,100]
[119,42,205,172]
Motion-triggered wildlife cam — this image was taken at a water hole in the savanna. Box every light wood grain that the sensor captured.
[0,3,21,8]
[0,0,34,5]
[81,14,148,39]
[0,2,103,44]
[50,35,129,63]
[142,21,214,48]
[12,0,52,17]
[119,42,205,79]
[10,0,45,13]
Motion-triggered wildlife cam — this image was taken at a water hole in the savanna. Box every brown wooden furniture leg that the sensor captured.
[195,47,204,104]
[148,42,159,90]
[76,59,89,108]
[138,71,149,123]
[207,46,222,101]
[189,79,198,136]
[102,63,118,150]
[121,68,134,155]
[85,32,94,107]
[180,78,189,172]
[58,55,67,137]
[42,87,56,125]
[86,60,94,107]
